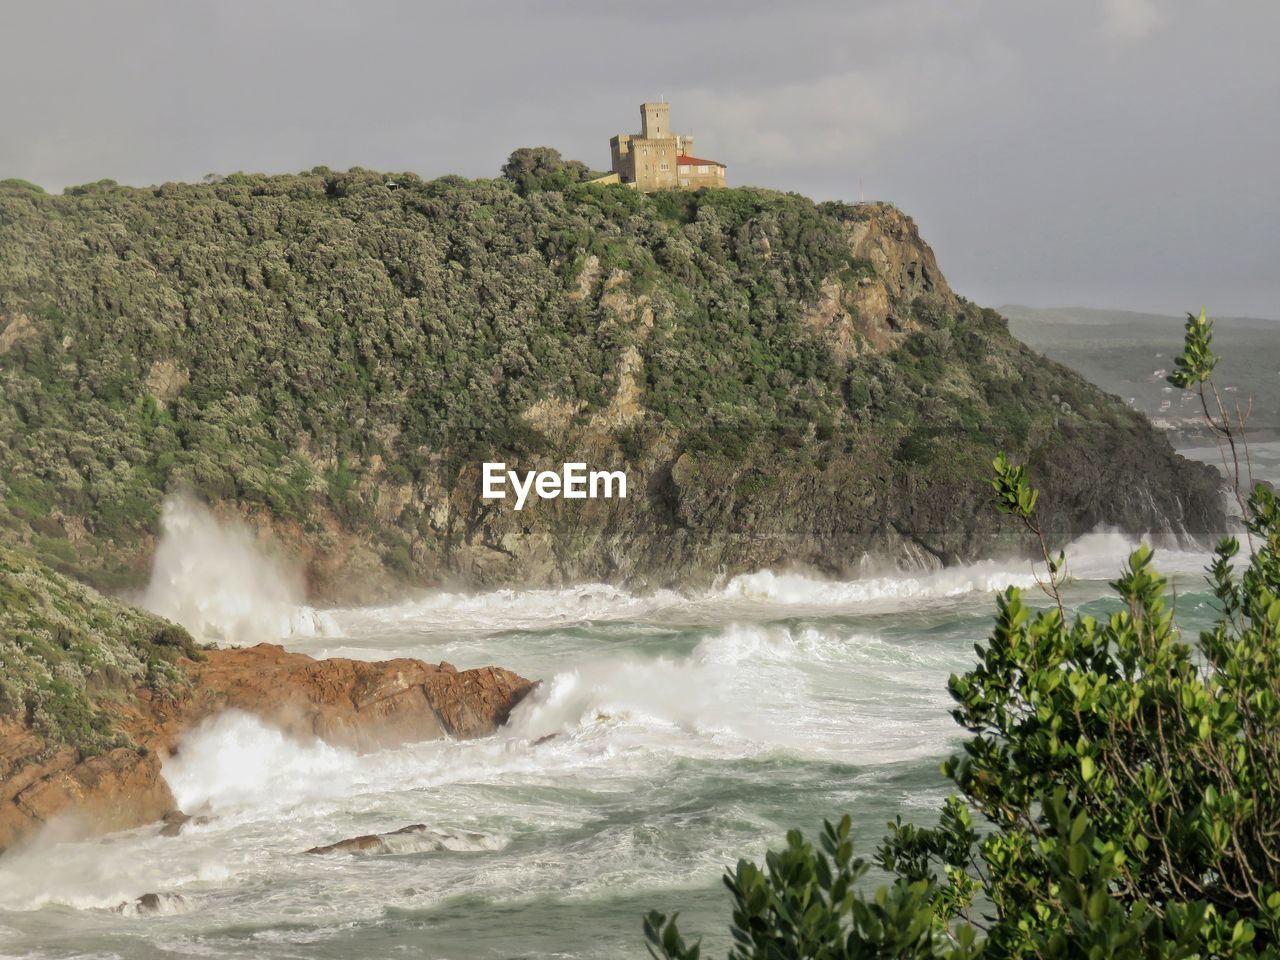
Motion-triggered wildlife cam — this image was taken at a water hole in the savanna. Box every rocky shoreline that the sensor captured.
[0,643,535,855]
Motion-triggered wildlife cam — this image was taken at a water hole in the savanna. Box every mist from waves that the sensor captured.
[139,493,336,646]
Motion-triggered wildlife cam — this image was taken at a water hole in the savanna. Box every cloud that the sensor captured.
[678,34,1020,176]
[1102,0,1167,43]
[682,72,913,170]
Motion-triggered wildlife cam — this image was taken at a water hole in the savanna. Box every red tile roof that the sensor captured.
[676,155,724,167]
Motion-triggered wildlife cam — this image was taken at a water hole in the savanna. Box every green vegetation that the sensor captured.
[0,545,198,756]
[0,159,1217,592]
[645,316,1280,957]
[500,146,602,195]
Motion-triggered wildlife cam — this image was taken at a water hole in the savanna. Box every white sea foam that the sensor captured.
[499,619,960,766]
[0,819,236,913]
[719,565,1036,606]
[164,711,355,815]
[161,711,554,822]
[317,528,1214,652]
[325,582,686,640]
[140,493,336,646]
[722,531,1213,607]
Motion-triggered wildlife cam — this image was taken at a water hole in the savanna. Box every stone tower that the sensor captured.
[641,102,669,139]
[610,102,725,193]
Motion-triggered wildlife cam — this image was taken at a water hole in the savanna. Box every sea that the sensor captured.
[0,442,1276,960]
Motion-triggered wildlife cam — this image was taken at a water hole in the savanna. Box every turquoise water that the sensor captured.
[0,533,1231,959]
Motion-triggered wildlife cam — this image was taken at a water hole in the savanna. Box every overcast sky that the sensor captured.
[2,0,1277,317]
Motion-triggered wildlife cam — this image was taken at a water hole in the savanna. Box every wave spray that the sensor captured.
[140,493,335,645]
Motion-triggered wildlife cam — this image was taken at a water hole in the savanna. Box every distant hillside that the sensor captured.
[1003,305,1280,443]
[0,172,1221,599]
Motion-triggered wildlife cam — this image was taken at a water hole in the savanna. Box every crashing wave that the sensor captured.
[140,493,337,646]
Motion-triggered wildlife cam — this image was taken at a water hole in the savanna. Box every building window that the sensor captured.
[660,162,669,171]
[698,165,708,174]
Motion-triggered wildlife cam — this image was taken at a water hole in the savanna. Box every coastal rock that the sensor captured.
[173,644,536,751]
[0,642,535,855]
[158,809,212,837]
[305,823,500,856]
[0,730,175,851]
[113,892,190,916]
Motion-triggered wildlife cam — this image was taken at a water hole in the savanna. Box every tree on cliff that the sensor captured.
[500,146,593,194]
[645,313,1279,957]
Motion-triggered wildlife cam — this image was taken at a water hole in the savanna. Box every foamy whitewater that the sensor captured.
[139,494,336,646]
[0,517,1249,957]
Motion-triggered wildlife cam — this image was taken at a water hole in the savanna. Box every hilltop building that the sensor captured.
[609,102,726,192]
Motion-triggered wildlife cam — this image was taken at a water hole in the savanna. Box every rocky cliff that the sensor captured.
[0,546,534,853]
[0,173,1223,600]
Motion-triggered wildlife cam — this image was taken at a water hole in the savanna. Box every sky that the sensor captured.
[2,0,1277,318]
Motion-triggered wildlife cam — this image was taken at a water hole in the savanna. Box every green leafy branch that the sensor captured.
[991,452,1067,621]
[1168,308,1256,527]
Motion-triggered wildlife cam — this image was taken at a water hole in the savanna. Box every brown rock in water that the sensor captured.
[0,648,536,854]
[158,809,213,837]
[0,724,175,851]
[305,829,413,855]
[113,892,189,915]
[305,822,496,856]
[174,644,536,751]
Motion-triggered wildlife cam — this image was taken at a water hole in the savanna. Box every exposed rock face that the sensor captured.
[803,204,959,363]
[0,647,535,855]
[143,358,189,408]
[0,725,173,852]
[173,644,536,751]
[0,312,36,355]
[844,204,957,309]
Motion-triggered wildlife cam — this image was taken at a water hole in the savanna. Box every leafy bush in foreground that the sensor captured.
[646,313,1279,957]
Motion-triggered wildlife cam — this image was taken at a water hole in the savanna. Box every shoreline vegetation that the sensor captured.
[0,156,1222,604]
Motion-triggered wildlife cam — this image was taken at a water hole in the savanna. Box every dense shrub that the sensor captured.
[500,146,597,194]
